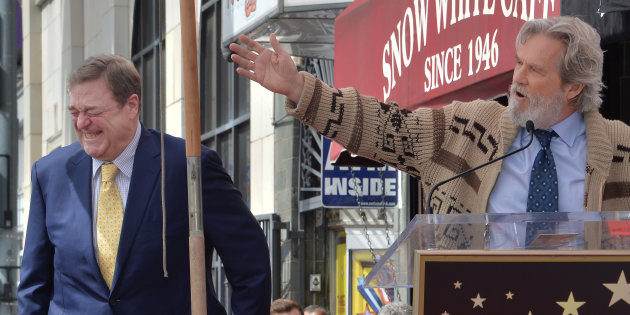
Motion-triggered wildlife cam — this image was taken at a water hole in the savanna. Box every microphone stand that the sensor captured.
[425,120,535,214]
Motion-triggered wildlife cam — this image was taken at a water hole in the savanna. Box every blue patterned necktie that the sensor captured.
[526,130,559,245]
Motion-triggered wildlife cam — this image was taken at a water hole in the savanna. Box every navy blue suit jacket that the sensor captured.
[18,127,271,314]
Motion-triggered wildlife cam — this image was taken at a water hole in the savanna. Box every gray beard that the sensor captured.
[508,84,565,129]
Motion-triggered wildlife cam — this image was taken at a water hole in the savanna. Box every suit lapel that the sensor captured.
[67,149,102,273]
[112,127,161,290]
[68,149,92,222]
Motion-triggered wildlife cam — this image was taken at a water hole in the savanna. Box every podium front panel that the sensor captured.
[412,250,630,315]
[366,211,630,289]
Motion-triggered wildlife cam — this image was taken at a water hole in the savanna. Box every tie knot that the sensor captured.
[534,129,557,149]
[101,164,118,183]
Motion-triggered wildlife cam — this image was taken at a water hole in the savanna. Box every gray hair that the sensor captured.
[379,302,412,315]
[516,16,604,112]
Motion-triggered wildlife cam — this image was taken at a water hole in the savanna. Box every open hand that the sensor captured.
[229,33,304,103]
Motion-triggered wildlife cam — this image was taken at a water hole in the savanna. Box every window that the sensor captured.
[200,0,251,206]
[131,0,165,130]
[298,58,334,211]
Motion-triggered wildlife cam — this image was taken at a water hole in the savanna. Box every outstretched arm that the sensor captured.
[229,33,304,103]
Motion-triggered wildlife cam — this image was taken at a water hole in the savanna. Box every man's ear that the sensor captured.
[125,94,140,116]
[566,83,584,105]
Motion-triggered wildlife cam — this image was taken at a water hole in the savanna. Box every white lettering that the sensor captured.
[445,47,453,84]
[453,44,462,81]
[512,0,523,18]
[424,57,431,92]
[370,178,382,195]
[512,0,535,21]
[390,22,403,91]
[382,43,392,101]
[483,0,495,14]
[501,0,513,17]
[348,178,369,196]
[457,0,471,22]
[325,174,396,200]
[402,8,414,67]
[325,178,347,195]
[380,0,524,102]
[519,0,536,21]
[414,0,429,52]
[473,0,481,16]
[542,0,555,18]
[424,44,462,92]
[382,2,431,101]
[436,0,449,34]
[385,178,397,196]
[450,0,457,25]
[431,52,445,90]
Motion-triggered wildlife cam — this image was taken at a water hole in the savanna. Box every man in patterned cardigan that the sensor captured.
[230,17,630,247]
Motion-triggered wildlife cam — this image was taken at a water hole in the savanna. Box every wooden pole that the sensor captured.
[179,1,207,314]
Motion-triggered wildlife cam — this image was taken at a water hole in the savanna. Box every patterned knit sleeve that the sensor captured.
[285,71,451,177]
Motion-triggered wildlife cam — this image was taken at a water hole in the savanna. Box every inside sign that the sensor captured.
[321,137,398,208]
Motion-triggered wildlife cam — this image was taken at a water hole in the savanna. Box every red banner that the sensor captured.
[334,0,561,110]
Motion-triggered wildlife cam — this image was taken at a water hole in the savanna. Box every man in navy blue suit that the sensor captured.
[18,54,271,314]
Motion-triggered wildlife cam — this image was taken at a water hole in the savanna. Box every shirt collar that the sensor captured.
[548,111,585,147]
[520,111,585,147]
[92,122,142,178]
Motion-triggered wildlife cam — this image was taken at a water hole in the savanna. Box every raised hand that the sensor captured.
[229,33,304,103]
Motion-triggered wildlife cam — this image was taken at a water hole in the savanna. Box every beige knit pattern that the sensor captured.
[287,72,630,217]
[97,163,123,289]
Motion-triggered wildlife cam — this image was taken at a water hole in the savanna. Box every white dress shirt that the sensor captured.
[91,122,141,253]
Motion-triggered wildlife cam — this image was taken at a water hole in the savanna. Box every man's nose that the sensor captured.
[513,66,528,85]
[75,113,91,129]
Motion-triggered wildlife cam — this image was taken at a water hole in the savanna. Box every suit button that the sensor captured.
[109,298,120,306]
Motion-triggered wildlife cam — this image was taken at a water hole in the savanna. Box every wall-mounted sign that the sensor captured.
[335,0,561,109]
[222,0,353,47]
[309,273,322,291]
[286,0,350,6]
[322,137,398,208]
[222,0,281,47]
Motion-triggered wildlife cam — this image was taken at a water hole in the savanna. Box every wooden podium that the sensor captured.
[364,212,630,314]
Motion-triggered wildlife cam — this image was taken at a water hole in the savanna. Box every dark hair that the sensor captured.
[270,299,303,315]
[68,54,142,110]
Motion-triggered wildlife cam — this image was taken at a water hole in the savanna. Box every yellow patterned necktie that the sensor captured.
[97,163,123,289]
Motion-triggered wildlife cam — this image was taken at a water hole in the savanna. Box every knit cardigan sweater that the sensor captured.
[286,72,630,215]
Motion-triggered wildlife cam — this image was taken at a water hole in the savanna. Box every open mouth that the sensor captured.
[513,89,528,101]
[84,131,102,139]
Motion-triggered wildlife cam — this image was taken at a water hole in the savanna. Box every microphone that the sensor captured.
[425,120,535,214]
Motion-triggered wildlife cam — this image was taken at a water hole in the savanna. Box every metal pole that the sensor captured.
[0,0,17,228]
[0,2,18,314]
[178,1,207,314]
[0,155,10,226]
